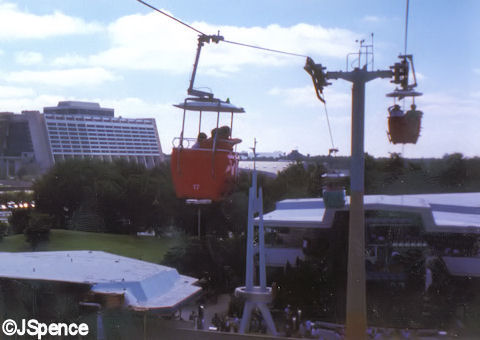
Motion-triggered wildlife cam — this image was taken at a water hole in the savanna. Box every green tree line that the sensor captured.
[8,152,479,238]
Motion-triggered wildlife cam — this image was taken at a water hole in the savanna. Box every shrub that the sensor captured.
[0,222,8,239]
[24,213,53,249]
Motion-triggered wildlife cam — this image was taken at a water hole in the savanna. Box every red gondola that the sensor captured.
[386,55,423,144]
[169,33,246,201]
[387,104,423,144]
[171,97,244,201]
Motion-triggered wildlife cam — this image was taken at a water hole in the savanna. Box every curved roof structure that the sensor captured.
[258,192,480,234]
[0,251,201,312]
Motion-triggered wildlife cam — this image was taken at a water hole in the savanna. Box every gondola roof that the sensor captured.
[174,98,245,113]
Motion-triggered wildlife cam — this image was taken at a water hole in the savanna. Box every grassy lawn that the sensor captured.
[0,229,182,264]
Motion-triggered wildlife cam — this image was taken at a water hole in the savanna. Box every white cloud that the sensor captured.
[362,15,383,23]
[269,85,350,110]
[15,51,44,65]
[415,72,426,81]
[0,85,35,98]
[0,94,63,112]
[418,91,479,117]
[269,86,319,107]
[395,91,480,157]
[99,97,182,151]
[52,54,88,67]
[53,11,358,74]
[5,68,119,87]
[100,97,174,118]
[0,2,103,40]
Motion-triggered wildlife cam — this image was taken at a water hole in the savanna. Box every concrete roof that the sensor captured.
[262,207,332,228]
[258,192,480,233]
[443,256,480,278]
[0,251,201,312]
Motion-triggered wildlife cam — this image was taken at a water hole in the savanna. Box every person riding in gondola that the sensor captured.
[405,103,421,119]
[200,126,242,150]
[388,104,404,117]
[192,132,207,149]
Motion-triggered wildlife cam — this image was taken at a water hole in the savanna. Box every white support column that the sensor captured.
[235,169,277,336]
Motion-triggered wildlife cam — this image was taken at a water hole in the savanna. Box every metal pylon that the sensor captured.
[235,170,277,335]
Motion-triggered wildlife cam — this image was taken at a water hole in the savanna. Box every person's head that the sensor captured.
[197,132,207,141]
[218,125,231,138]
[211,128,218,137]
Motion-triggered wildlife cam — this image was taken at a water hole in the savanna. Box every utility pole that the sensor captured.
[305,45,393,337]
[306,41,422,336]
[327,67,391,339]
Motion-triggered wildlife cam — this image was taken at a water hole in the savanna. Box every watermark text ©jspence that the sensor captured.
[2,319,89,339]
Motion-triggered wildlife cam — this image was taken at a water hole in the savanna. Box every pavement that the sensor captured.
[179,293,232,330]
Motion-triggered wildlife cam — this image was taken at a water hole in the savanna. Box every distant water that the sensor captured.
[239,161,293,175]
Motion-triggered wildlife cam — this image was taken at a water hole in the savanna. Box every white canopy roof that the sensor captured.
[0,251,201,312]
[258,192,480,233]
[443,256,480,277]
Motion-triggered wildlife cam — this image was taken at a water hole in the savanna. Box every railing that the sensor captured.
[171,137,237,153]
[172,137,196,148]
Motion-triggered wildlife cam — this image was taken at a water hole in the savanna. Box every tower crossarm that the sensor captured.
[326,69,393,83]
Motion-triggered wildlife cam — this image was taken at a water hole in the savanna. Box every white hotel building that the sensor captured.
[44,102,163,167]
[0,101,164,177]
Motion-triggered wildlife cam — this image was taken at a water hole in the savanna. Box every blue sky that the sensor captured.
[1,0,479,158]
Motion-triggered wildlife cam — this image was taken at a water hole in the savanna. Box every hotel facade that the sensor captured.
[0,101,164,177]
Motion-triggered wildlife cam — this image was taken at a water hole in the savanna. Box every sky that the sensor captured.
[0,0,479,158]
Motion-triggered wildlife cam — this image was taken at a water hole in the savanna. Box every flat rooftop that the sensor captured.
[259,192,480,233]
[443,256,480,278]
[57,101,101,108]
[43,101,114,116]
[0,251,201,312]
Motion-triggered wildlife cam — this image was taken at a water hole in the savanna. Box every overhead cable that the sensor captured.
[404,0,410,55]
[136,0,206,36]
[322,101,336,151]
[223,39,308,58]
[136,0,307,59]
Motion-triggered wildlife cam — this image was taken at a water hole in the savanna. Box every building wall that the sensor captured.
[0,112,39,178]
[44,114,164,168]
[44,113,164,168]
[23,111,54,172]
[0,103,165,175]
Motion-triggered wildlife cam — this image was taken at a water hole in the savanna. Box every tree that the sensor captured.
[439,153,467,189]
[265,162,309,201]
[364,153,380,194]
[162,235,246,293]
[383,152,405,182]
[285,150,307,161]
[8,208,31,234]
[24,212,52,250]
[0,221,8,239]
[271,258,334,320]
[307,162,326,197]
[33,158,101,227]
[33,159,178,234]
